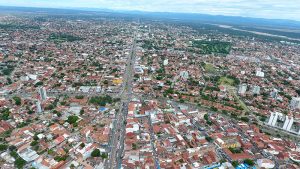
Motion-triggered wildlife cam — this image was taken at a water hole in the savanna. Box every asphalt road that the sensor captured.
[106,31,136,169]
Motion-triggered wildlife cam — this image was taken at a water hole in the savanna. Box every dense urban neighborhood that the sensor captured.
[0,7,300,169]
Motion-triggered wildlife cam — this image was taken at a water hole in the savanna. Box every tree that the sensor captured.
[12,96,21,105]
[134,74,140,79]
[80,143,85,148]
[30,140,38,146]
[210,106,218,112]
[54,155,68,162]
[27,109,34,114]
[45,104,55,110]
[89,95,113,106]
[15,158,26,169]
[0,144,8,151]
[75,95,84,99]
[229,147,243,154]
[48,149,54,155]
[244,159,254,166]
[33,134,39,141]
[67,115,79,124]
[101,153,108,159]
[132,143,138,150]
[34,81,43,87]
[260,116,266,122]
[240,117,249,122]
[205,136,214,142]
[6,77,12,84]
[232,161,239,167]
[103,80,109,85]
[80,109,84,115]
[204,114,209,121]
[10,150,26,169]
[296,89,300,96]
[56,112,62,117]
[9,145,17,151]
[1,108,11,120]
[91,149,101,157]
[219,159,226,164]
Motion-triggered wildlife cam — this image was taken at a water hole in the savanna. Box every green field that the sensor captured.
[218,76,235,86]
[204,63,216,73]
[48,33,83,42]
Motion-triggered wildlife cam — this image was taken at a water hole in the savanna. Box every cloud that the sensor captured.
[1,0,300,21]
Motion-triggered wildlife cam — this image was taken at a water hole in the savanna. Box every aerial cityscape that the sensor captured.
[0,1,300,169]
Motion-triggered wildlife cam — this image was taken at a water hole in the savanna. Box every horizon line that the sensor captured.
[1,5,300,23]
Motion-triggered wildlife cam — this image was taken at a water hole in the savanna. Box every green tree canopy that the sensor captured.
[91,149,100,157]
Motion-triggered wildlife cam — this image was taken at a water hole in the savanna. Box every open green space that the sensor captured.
[192,40,231,54]
[48,33,83,42]
[204,63,216,73]
[218,76,235,86]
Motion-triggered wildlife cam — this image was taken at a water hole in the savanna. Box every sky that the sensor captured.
[1,0,300,21]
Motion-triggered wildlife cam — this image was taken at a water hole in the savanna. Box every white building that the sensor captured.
[18,148,39,162]
[267,112,283,127]
[20,76,29,81]
[28,74,37,80]
[179,71,189,79]
[36,100,42,113]
[163,59,168,66]
[257,159,275,169]
[76,143,97,160]
[256,69,265,78]
[79,86,90,93]
[252,86,260,95]
[270,89,278,99]
[238,84,247,95]
[39,87,47,101]
[267,112,300,135]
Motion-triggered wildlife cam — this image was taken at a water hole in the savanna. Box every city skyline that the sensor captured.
[1,0,300,21]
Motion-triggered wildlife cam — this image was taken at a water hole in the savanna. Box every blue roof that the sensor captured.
[99,107,108,112]
[236,163,256,169]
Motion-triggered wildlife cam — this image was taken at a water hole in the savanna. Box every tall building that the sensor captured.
[163,59,168,66]
[267,112,281,126]
[267,112,300,135]
[238,84,247,95]
[179,71,189,80]
[39,87,47,101]
[256,69,265,77]
[282,116,294,131]
[252,86,260,95]
[290,97,300,110]
[36,100,42,113]
[270,89,278,99]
